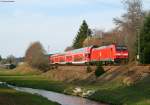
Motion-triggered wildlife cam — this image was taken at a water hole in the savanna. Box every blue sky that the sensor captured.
[0,0,150,58]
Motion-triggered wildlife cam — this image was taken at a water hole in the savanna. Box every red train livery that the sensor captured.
[49,44,129,64]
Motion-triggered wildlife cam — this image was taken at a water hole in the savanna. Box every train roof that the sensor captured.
[70,47,87,53]
[66,46,96,54]
[50,46,96,57]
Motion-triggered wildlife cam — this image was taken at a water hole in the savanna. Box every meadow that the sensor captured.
[0,66,150,105]
[0,84,60,105]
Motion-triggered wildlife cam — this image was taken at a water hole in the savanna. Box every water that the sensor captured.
[7,84,106,105]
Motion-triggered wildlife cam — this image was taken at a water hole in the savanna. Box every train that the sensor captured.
[49,44,129,65]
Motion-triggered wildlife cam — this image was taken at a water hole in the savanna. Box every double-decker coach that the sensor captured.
[49,44,129,64]
[50,46,94,64]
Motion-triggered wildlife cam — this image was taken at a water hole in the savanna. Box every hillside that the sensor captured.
[43,64,150,86]
[42,64,150,105]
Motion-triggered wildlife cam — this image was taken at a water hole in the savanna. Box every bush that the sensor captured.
[142,43,150,64]
[9,64,16,69]
[25,42,49,72]
[95,65,105,78]
[86,65,92,73]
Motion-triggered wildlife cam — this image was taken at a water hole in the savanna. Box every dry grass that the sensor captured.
[42,66,93,82]
[13,63,42,74]
[42,64,150,85]
[0,63,41,76]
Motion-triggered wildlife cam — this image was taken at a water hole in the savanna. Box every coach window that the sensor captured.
[66,56,72,59]
[85,53,90,58]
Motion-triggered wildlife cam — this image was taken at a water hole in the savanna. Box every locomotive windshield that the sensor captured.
[116,46,127,51]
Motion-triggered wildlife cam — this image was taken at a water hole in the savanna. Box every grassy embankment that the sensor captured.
[0,64,150,105]
[0,84,60,105]
[89,76,150,105]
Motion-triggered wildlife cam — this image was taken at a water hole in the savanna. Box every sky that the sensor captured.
[0,0,149,58]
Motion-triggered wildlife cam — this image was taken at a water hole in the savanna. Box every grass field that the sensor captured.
[88,76,150,105]
[0,85,60,105]
[0,66,150,105]
[0,64,41,76]
[0,75,68,93]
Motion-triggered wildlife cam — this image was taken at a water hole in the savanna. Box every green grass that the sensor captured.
[0,68,149,105]
[0,68,69,93]
[0,68,40,76]
[0,75,68,93]
[0,75,150,105]
[88,76,150,105]
[0,85,60,105]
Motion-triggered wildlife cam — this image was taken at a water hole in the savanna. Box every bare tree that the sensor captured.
[6,55,16,64]
[64,46,74,51]
[25,42,49,71]
[114,0,143,61]
[83,29,125,47]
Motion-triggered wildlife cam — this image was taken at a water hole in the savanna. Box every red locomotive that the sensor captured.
[49,44,129,65]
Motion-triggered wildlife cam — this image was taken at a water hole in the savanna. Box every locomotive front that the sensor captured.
[114,45,129,63]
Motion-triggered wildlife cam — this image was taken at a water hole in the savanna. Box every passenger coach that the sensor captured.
[49,44,129,64]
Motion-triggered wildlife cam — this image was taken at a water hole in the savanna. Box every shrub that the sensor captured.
[142,43,150,64]
[86,65,92,73]
[25,42,49,72]
[9,64,16,69]
[95,65,105,78]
